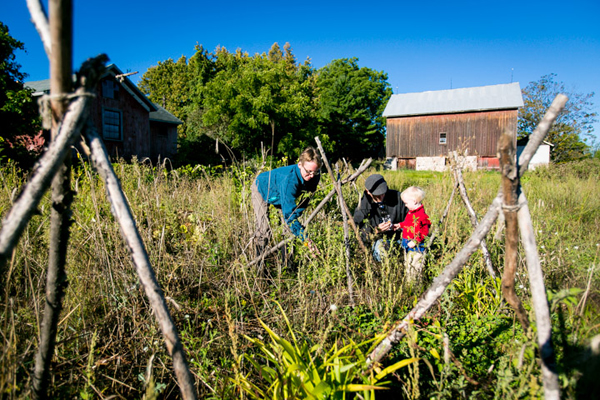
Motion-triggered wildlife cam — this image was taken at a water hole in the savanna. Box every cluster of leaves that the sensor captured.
[235,303,416,400]
[138,43,392,165]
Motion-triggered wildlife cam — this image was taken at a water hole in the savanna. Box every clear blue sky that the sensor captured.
[3,0,600,140]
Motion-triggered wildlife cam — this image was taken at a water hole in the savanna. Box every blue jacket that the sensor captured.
[255,164,320,240]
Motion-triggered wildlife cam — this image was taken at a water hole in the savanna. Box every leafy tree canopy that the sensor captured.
[0,21,42,168]
[519,73,597,163]
[315,58,392,161]
[138,44,392,165]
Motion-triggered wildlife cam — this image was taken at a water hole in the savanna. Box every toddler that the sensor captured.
[399,186,431,283]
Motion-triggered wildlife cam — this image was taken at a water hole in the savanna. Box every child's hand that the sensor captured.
[392,223,401,231]
[408,240,416,249]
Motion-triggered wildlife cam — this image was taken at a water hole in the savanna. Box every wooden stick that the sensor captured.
[245,158,373,268]
[498,131,529,331]
[26,0,52,57]
[450,153,497,278]
[0,87,93,273]
[337,171,355,305]
[514,94,568,400]
[84,125,197,400]
[517,193,559,400]
[315,137,368,255]
[33,1,73,397]
[366,193,503,367]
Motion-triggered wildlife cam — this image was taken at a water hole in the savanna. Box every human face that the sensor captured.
[367,190,385,203]
[402,196,420,211]
[299,161,320,181]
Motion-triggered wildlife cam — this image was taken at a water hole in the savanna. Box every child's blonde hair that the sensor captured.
[401,186,426,204]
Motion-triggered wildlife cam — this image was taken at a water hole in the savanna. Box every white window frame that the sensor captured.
[439,132,447,145]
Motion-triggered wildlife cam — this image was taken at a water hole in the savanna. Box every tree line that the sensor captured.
[137,42,392,165]
[0,19,598,169]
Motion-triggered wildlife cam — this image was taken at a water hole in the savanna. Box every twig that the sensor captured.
[315,137,368,255]
[245,158,373,268]
[450,152,497,278]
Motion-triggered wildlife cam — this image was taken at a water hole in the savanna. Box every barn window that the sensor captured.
[439,132,447,145]
[102,79,120,100]
[103,109,122,140]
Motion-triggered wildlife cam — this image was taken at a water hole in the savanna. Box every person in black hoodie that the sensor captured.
[353,174,408,262]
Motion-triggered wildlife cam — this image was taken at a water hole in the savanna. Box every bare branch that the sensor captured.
[367,193,503,367]
[450,152,497,278]
[26,0,52,57]
[499,131,529,331]
[315,137,368,255]
[0,88,92,272]
[84,125,197,400]
[518,193,559,399]
[245,158,373,268]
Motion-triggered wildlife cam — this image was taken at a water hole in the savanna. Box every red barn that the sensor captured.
[383,83,524,170]
[27,64,181,161]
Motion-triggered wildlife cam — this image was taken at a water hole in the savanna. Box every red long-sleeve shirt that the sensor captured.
[399,205,431,243]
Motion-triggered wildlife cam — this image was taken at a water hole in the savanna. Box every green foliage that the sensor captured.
[518,73,597,163]
[138,44,392,164]
[315,58,392,161]
[0,22,42,169]
[235,302,417,399]
[1,158,599,398]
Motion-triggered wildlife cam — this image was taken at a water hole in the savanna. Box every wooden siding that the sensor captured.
[386,109,518,158]
[150,122,178,160]
[90,77,150,159]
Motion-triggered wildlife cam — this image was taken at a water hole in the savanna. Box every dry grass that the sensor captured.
[1,158,599,399]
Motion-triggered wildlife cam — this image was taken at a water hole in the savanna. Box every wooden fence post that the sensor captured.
[32,1,73,397]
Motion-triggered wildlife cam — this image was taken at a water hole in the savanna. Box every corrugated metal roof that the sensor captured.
[383,82,524,117]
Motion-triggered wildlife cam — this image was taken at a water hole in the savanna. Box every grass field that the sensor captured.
[1,157,599,399]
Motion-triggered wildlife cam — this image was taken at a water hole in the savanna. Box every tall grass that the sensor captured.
[0,157,599,399]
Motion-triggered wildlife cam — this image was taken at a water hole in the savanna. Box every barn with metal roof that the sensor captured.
[383,82,524,170]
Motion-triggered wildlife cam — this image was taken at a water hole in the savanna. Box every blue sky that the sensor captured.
[3,0,600,140]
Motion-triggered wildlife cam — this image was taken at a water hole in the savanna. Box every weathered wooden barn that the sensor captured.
[27,64,181,161]
[383,83,524,170]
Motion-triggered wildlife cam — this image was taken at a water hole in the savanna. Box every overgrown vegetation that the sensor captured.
[1,157,599,398]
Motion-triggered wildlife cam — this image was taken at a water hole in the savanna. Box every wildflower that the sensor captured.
[330,304,338,312]
[540,245,545,249]
[185,314,190,319]
[538,230,543,234]
[519,285,524,289]
[574,246,579,250]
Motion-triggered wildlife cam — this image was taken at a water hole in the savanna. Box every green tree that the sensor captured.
[201,43,317,158]
[315,58,392,162]
[518,73,597,163]
[0,21,41,167]
[138,55,191,125]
